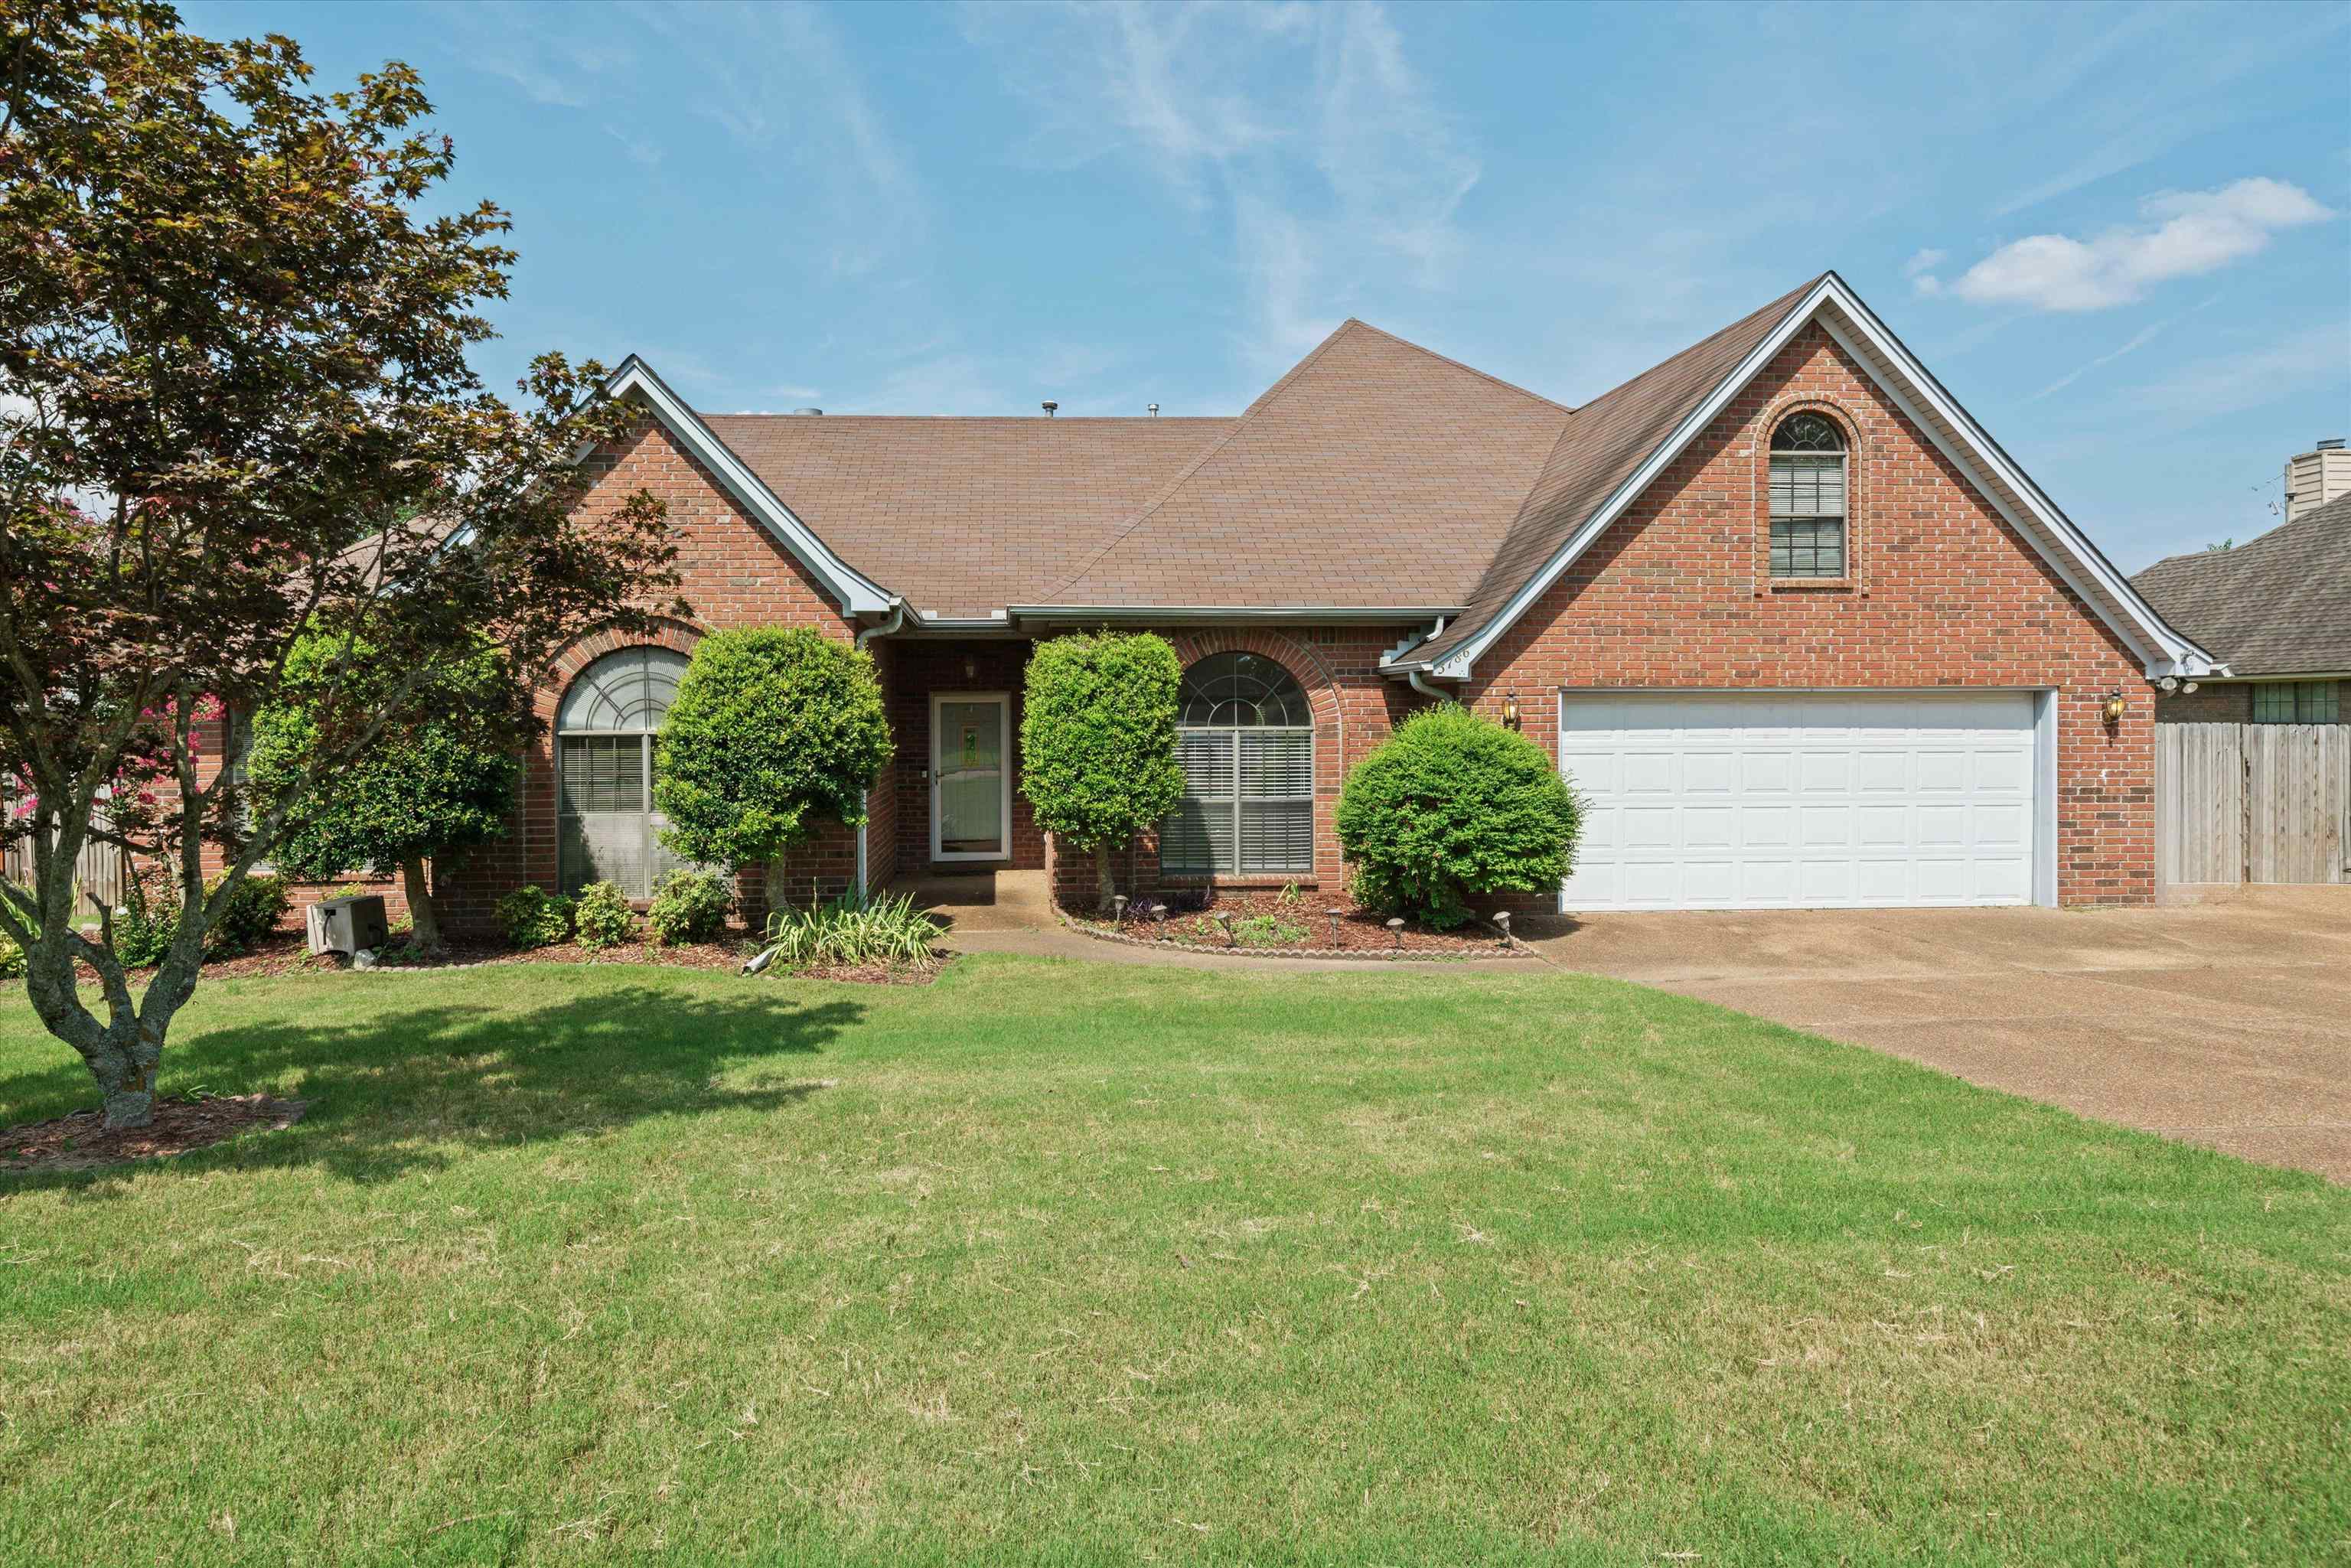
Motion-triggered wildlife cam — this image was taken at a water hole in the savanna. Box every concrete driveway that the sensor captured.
[1520,887,2351,1182]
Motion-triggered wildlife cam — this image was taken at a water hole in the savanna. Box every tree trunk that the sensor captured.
[402,856,445,951]
[1094,841,1117,910]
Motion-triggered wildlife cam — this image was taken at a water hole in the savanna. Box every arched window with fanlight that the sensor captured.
[1161,652,1314,876]
[1769,412,1848,578]
[556,646,693,896]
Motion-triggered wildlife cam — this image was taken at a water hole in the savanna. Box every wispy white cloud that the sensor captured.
[438,2,634,107]
[964,1,1478,374]
[1903,247,1947,281]
[1920,178,2333,311]
[2024,318,2170,403]
[2121,327,2349,422]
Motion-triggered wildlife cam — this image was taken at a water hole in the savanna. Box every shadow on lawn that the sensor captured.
[0,983,862,1194]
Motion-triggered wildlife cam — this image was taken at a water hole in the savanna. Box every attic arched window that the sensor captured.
[1769,412,1848,578]
[556,646,692,896]
[1162,653,1314,875]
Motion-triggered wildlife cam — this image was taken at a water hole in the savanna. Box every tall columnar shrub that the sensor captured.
[247,631,521,951]
[1020,632,1186,906]
[1335,705,1580,930]
[654,629,892,905]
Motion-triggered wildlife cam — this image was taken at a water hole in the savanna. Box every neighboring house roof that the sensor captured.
[2131,493,2351,675]
[610,272,2218,679]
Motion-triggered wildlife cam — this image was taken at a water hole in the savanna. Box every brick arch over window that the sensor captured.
[1753,397,1865,593]
[1156,631,1346,880]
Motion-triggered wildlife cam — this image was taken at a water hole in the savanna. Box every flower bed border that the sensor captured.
[1059,914,1529,963]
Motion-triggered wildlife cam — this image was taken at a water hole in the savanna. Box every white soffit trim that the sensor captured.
[1426,275,2219,681]
[602,357,893,616]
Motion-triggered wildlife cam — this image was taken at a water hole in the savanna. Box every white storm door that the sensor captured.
[931,693,1010,862]
[1558,690,2040,912]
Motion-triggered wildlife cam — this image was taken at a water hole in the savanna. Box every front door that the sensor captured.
[931,692,1009,861]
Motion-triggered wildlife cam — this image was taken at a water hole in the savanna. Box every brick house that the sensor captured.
[301,272,2222,929]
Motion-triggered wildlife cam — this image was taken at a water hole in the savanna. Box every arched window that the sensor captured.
[1769,411,1848,578]
[556,646,692,896]
[1161,652,1314,875]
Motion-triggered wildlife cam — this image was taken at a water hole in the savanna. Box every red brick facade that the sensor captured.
[1461,324,2156,906]
[190,324,2167,932]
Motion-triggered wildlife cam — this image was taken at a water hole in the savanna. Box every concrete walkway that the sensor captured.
[1518,886,2351,1182]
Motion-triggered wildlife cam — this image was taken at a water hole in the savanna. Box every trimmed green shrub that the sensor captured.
[654,630,892,897]
[755,891,941,971]
[1019,631,1185,906]
[1335,704,1580,930]
[495,886,575,950]
[247,628,521,950]
[646,868,732,946]
[573,881,636,950]
[204,872,289,955]
[109,867,181,968]
[0,927,22,980]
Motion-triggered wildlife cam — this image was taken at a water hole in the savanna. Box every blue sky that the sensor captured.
[191,1,2348,569]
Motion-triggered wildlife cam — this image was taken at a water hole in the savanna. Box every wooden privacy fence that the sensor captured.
[1,800,134,916]
[2157,723,2350,885]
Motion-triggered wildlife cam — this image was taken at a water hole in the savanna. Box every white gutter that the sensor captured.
[1407,670,1453,703]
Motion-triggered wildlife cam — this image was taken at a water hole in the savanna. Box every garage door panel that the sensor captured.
[1560,691,2038,912]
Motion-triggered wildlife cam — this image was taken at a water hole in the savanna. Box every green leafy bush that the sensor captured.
[755,892,940,970]
[109,868,181,967]
[1019,631,1185,906]
[646,869,732,946]
[495,886,576,950]
[205,873,289,955]
[654,629,892,888]
[0,927,22,980]
[1335,704,1580,930]
[247,628,522,950]
[573,881,636,950]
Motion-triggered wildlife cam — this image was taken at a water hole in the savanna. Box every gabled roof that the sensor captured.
[703,413,1234,619]
[2131,493,2351,675]
[608,275,2216,677]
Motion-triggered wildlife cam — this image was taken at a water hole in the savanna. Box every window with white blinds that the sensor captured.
[1161,653,1314,875]
[556,647,693,896]
[1769,412,1848,579]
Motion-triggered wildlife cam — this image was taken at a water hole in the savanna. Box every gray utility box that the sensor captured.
[306,895,390,957]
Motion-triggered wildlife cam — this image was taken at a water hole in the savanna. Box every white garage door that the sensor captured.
[1558,691,2040,911]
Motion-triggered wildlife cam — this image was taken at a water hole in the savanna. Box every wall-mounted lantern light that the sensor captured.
[2102,689,2128,725]
[1501,691,1522,731]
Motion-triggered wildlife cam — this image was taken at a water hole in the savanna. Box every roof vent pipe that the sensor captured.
[1147,403,1159,417]
[1041,401,1058,418]
[791,407,823,416]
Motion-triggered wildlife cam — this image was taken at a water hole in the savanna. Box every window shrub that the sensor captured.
[646,869,732,946]
[1335,705,1580,930]
[495,886,576,950]
[1019,631,1185,905]
[573,881,636,950]
[654,630,892,900]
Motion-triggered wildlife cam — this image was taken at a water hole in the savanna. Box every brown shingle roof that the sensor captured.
[701,414,1233,618]
[2131,493,2351,675]
[693,279,1830,631]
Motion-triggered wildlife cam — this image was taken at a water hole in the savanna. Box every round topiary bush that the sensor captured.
[645,868,733,946]
[573,880,637,950]
[1335,704,1580,930]
[654,630,892,898]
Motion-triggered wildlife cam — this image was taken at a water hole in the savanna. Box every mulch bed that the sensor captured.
[0,1094,307,1174]
[15,927,945,986]
[1068,890,1522,959]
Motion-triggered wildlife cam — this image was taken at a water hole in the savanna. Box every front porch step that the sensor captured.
[890,869,1053,932]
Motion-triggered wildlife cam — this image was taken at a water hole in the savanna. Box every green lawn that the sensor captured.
[0,957,2343,1565]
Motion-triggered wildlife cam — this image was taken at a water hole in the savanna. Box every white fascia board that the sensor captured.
[1006,605,1464,624]
[602,357,893,617]
[1425,275,2220,682]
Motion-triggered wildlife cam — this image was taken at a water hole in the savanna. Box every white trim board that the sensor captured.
[1411,274,2220,683]
[601,357,893,617]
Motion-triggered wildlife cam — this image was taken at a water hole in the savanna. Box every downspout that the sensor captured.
[1404,615,1453,704]
[853,601,908,898]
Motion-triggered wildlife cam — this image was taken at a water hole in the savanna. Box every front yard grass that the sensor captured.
[1,955,2343,1564]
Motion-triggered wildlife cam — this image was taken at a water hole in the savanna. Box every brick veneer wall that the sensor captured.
[1463,323,2157,908]
[886,640,1047,875]
[2155,683,2252,723]
[431,414,869,931]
